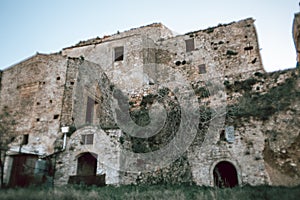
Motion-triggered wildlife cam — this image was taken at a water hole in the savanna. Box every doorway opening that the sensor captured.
[9,154,37,187]
[77,152,97,176]
[213,161,238,188]
[69,152,105,186]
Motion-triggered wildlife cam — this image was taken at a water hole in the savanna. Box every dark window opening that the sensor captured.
[185,39,195,52]
[70,81,75,85]
[77,153,97,176]
[10,137,15,142]
[53,114,59,119]
[220,130,226,141]
[22,134,29,145]
[182,60,186,65]
[114,46,124,61]
[81,134,94,145]
[175,61,181,66]
[36,118,40,122]
[244,46,254,51]
[49,100,52,104]
[198,64,206,74]
[36,102,40,105]
[213,161,238,188]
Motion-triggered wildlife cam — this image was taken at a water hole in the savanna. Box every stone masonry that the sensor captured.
[0,16,300,187]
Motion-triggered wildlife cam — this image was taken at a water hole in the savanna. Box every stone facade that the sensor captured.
[0,16,300,188]
[293,12,300,65]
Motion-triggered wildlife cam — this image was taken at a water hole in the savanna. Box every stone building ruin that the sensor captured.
[0,14,300,188]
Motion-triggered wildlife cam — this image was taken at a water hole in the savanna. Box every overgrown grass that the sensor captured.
[0,184,300,200]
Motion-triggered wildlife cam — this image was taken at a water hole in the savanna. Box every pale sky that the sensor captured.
[0,0,299,72]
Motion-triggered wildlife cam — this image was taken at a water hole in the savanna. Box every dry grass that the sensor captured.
[0,184,300,200]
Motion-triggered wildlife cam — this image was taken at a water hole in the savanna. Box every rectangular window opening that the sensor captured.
[82,134,94,145]
[53,114,60,119]
[22,134,29,145]
[198,64,206,74]
[114,46,124,61]
[185,39,195,52]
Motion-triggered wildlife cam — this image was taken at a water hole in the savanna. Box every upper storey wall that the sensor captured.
[0,54,68,155]
[62,19,264,92]
[157,18,264,83]
[62,24,173,93]
[63,23,173,49]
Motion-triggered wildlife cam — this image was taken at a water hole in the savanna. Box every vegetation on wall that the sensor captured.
[226,69,300,122]
[125,87,181,153]
[194,87,210,98]
[136,154,193,185]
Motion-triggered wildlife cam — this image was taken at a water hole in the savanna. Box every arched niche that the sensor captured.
[213,160,239,188]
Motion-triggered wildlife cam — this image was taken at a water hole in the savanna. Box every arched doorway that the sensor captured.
[77,152,97,176]
[213,161,238,188]
[69,152,105,186]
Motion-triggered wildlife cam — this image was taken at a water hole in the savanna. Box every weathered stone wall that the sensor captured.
[64,23,173,51]
[0,53,68,155]
[293,13,300,65]
[187,120,269,186]
[63,36,152,93]
[54,126,122,185]
[223,67,300,186]
[117,67,300,187]
[1,18,299,187]
[62,24,173,94]
[54,57,122,186]
[60,57,115,129]
[156,18,263,84]
[58,18,270,187]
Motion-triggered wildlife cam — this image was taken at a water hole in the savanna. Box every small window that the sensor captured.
[53,114,60,119]
[220,130,226,141]
[82,134,94,145]
[114,46,124,61]
[22,134,29,145]
[185,39,195,52]
[198,64,206,74]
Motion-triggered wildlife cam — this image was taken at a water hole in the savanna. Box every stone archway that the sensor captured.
[213,161,238,188]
